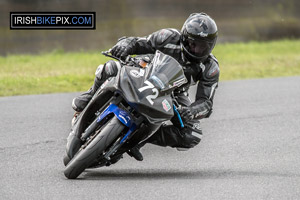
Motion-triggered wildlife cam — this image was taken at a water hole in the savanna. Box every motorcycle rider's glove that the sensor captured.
[179,100,213,122]
[110,37,136,60]
[179,106,194,122]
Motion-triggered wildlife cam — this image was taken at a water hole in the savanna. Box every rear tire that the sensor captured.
[64,116,125,179]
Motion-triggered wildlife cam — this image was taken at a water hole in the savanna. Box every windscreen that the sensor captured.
[147,51,187,91]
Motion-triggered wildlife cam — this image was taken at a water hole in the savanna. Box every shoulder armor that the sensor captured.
[156,29,173,44]
[155,29,180,44]
[149,28,180,45]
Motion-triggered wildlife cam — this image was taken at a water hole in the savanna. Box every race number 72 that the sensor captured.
[138,80,158,105]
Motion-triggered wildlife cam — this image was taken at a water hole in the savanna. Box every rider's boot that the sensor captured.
[72,76,104,112]
[72,60,120,113]
[71,77,104,126]
[127,143,145,161]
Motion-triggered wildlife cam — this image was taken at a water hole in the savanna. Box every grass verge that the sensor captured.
[1,40,300,97]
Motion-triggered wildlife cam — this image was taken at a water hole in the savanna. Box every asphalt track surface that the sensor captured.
[1,77,300,200]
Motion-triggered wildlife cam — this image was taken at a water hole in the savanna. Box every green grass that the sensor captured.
[0,50,111,96]
[1,40,300,97]
[214,39,300,80]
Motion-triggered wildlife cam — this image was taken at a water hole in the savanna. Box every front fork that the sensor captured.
[80,94,122,142]
[103,109,144,161]
[103,120,143,161]
[80,94,144,161]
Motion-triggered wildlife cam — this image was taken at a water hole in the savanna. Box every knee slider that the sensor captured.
[102,60,120,79]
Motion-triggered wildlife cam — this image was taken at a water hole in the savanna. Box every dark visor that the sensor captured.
[182,38,212,58]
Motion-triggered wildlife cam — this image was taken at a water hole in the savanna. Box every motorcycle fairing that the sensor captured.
[96,103,138,144]
[97,104,132,127]
[118,51,187,124]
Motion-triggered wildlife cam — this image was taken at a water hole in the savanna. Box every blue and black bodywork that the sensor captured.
[97,103,137,144]
[65,50,187,170]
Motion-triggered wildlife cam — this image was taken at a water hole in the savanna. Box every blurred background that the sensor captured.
[1,0,300,55]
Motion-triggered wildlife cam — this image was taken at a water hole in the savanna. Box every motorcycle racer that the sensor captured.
[72,13,220,161]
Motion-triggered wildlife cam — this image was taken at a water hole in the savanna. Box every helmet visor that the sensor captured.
[182,37,212,58]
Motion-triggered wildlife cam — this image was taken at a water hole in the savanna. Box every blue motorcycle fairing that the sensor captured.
[97,104,132,127]
[120,123,137,144]
[96,104,138,144]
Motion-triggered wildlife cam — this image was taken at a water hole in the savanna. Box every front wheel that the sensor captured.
[64,116,125,179]
[63,154,71,166]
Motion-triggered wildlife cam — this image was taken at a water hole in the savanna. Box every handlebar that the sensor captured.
[101,50,134,65]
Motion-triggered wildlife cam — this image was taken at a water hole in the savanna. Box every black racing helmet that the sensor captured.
[181,13,218,63]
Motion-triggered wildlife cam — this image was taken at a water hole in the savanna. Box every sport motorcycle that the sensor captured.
[64,50,187,179]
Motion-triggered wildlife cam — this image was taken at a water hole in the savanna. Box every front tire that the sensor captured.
[64,116,125,179]
[63,154,71,166]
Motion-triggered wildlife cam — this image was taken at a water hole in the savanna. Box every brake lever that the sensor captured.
[101,50,134,65]
[171,93,184,128]
[101,51,127,65]
[173,105,184,128]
